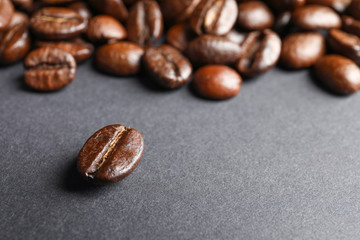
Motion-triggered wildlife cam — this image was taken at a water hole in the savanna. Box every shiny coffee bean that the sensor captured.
[315,55,360,94]
[68,2,92,21]
[328,29,360,65]
[86,15,127,43]
[35,38,94,63]
[8,11,29,28]
[166,23,196,52]
[306,0,351,12]
[0,24,30,64]
[95,41,144,76]
[24,47,76,91]
[127,0,163,47]
[0,0,14,31]
[143,44,193,89]
[292,5,341,30]
[237,1,274,31]
[280,32,325,69]
[266,0,305,12]
[342,16,360,38]
[88,0,128,22]
[347,0,360,21]
[237,29,281,77]
[190,0,238,35]
[77,124,145,183]
[192,65,242,100]
[224,30,247,45]
[186,34,242,66]
[11,0,33,12]
[160,0,201,24]
[30,7,87,40]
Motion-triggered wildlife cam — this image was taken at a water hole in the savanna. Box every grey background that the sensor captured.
[1,60,360,240]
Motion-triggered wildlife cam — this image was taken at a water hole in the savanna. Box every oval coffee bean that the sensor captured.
[143,44,193,89]
[190,0,238,35]
[68,2,92,21]
[0,24,30,64]
[88,0,128,22]
[35,38,94,63]
[24,47,76,91]
[347,0,360,21]
[78,124,145,183]
[0,0,14,31]
[127,0,163,47]
[86,15,127,43]
[160,0,201,24]
[306,0,351,12]
[237,1,274,31]
[342,16,360,38]
[266,0,305,12]
[192,65,242,100]
[328,29,360,65]
[314,55,360,94]
[236,29,281,77]
[166,23,196,52]
[186,34,242,66]
[95,42,144,76]
[280,32,325,69]
[30,7,87,40]
[292,5,341,30]
[8,11,29,28]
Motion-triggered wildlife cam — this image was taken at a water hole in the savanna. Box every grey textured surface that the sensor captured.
[1,60,360,240]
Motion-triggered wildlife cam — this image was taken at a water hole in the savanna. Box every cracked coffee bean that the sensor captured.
[144,44,193,89]
[24,47,76,91]
[78,124,145,183]
[86,15,127,43]
[328,29,360,65]
[237,1,274,31]
[0,0,14,31]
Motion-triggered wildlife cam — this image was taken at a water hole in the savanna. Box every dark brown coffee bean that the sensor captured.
[143,44,192,89]
[186,34,242,66]
[306,0,351,12]
[314,55,360,94]
[35,38,94,63]
[86,15,127,43]
[166,23,196,52]
[190,0,238,35]
[24,47,76,91]
[347,0,360,21]
[0,24,30,64]
[342,15,360,38]
[88,0,128,22]
[237,1,274,31]
[127,0,163,47]
[280,32,325,69]
[68,2,92,21]
[328,29,360,65]
[40,0,75,4]
[11,0,33,12]
[0,0,14,31]
[236,29,281,77]
[292,5,341,30]
[96,41,143,76]
[223,29,247,45]
[192,65,242,100]
[77,124,145,183]
[273,11,292,36]
[8,11,29,28]
[160,0,201,24]
[266,0,305,12]
[30,7,87,40]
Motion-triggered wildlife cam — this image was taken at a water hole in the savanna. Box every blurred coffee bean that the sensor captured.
[280,32,325,69]
[236,29,281,77]
[292,5,341,30]
[347,0,360,21]
[127,0,163,47]
[68,2,92,21]
[166,23,196,52]
[237,1,274,31]
[342,15,360,38]
[143,44,193,89]
[266,0,305,12]
[160,0,201,24]
[87,15,127,43]
[8,11,29,28]
[11,0,33,12]
[96,42,144,76]
[190,0,238,35]
[88,0,128,22]
[0,0,14,31]
[314,55,360,94]
[273,12,292,36]
[328,29,360,65]
[40,0,76,4]
[223,30,247,45]
[306,0,351,12]
[186,35,242,66]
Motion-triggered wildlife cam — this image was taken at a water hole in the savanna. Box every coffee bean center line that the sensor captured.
[204,0,224,32]
[37,15,77,23]
[157,48,181,78]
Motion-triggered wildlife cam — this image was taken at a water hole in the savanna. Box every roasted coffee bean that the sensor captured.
[0,0,14,31]
[68,2,92,21]
[143,44,192,89]
[35,38,94,63]
[280,32,325,69]
[192,65,242,100]
[24,47,76,91]
[127,0,163,47]
[95,41,144,76]
[160,0,201,24]
[314,55,360,94]
[237,1,274,31]
[342,16,360,38]
[186,35,242,66]
[8,11,29,28]
[266,0,305,12]
[77,124,145,183]
[0,24,30,64]
[190,0,238,35]
[40,0,75,4]
[11,0,33,12]
[273,11,292,36]
[292,5,341,30]
[86,15,127,43]
[166,23,196,52]
[307,0,351,12]
[236,29,281,77]
[347,0,360,21]
[30,7,87,40]
[88,0,128,22]
[223,29,247,45]
[328,29,360,65]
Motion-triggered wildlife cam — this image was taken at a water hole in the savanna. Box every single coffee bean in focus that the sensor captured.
[237,1,274,31]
